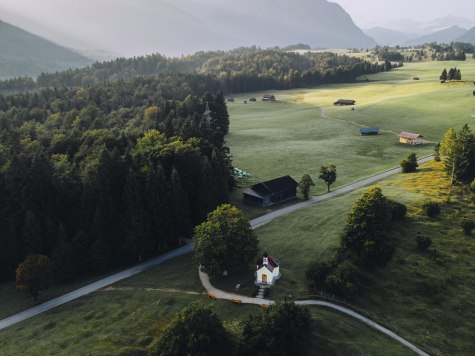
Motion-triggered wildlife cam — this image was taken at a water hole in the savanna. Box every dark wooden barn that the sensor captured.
[334,99,356,106]
[360,127,380,136]
[243,176,298,207]
[262,95,276,102]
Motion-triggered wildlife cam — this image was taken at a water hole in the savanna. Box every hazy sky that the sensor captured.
[332,0,475,28]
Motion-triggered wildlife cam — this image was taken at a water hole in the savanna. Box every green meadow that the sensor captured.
[220,161,475,355]
[227,58,475,197]
[0,255,410,355]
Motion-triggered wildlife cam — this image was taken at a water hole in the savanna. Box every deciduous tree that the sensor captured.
[319,164,337,192]
[193,204,258,277]
[154,302,234,356]
[298,174,315,200]
[16,254,53,302]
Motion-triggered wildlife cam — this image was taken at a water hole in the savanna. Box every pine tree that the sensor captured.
[440,68,448,81]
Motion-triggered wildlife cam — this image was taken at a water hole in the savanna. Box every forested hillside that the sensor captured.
[0,48,392,283]
[0,83,232,282]
[0,20,93,79]
[1,49,389,95]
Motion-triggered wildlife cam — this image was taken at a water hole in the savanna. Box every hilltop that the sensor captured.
[0,20,93,79]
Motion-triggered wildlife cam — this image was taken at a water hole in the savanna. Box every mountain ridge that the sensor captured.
[0,19,93,79]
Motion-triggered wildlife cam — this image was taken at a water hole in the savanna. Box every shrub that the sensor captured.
[388,199,407,220]
[460,219,475,235]
[422,201,441,217]
[470,179,475,193]
[416,235,432,250]
[400,153,418,173]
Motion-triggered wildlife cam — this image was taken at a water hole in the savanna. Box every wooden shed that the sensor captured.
[360,127,379,136]
[243,176,298,207]
[262,94,276,102]
[398,132,424,145]
[334,99,356,106]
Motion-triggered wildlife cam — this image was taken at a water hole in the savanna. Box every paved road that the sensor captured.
[0,245,192,330]
[0,156,433,331]
[251,156,434,228]
[199,269,429,356]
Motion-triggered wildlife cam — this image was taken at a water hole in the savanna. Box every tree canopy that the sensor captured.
[154,302,234,356]
[194,204,258,277]
[16,254,53,302]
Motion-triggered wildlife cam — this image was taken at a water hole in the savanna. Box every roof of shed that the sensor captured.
[398,132,423,139]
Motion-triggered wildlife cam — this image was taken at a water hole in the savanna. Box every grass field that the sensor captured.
[218,161,475,355]
[0,254,412,355]
[227,59,475,200]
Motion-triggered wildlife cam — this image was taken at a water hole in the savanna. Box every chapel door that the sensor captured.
[262,274,267,284]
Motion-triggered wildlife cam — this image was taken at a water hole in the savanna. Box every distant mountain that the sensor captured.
[1,0,376,58]
[0,20,93,79]
[404,26,468,46]
[169,0,377,49]
[381,16,475,37]
[456,27,475,45]
[364,27,415,46]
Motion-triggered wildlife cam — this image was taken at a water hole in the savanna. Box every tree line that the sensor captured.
[0,84,233,282]
[0,48,393,95]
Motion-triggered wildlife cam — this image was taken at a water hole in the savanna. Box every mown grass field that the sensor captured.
[227,58,475,199]
[219,161,475,355]
[0,255,411,355]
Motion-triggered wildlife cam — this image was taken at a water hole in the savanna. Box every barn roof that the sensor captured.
[245,175,298,198]
[334,99,356,105]
[360,127,379,134]
[398,132,423,139]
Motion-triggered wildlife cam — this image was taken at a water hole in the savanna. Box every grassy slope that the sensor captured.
[219,161,475,355]
[227,58,475,201]
[0,255,410,355]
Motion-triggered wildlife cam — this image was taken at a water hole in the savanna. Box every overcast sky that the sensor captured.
[332,0,475,28]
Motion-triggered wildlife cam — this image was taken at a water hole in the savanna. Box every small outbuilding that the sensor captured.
[398,132,424,145]
[255,250,281,286]
[243,175,298,207]
[262,94,276,102]
[334,99,356,106]
[360,127,380,136]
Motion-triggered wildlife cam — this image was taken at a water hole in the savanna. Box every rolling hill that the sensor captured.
[404,25,468,46]
[456,26,475,45]
[0,20,93,79]
[1,0,376,58]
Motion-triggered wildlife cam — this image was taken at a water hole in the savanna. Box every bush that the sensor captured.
[422,201,441,217]
[460,219,475,235]
[400,153,418,173]
[388,200,407,220]
[470,179,475,193]
[416,235,432,250]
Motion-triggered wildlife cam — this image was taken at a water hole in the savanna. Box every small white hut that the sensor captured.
[255,250,281,286]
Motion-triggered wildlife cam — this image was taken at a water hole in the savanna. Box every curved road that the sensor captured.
[0,156,433,331]
[199,269,429,356]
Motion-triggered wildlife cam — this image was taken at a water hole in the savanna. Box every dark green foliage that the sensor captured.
[434,142,441,161]
[154,302,234,356]
[440,69,448,82]
[422,201,441,218]
[306,261,333,291]
[400,152,418,173]
[240,301,311,356]
[340,187,394,267]
[439,124,475,182]
[15,254,53,302]
[299,173,315,200]
[0,86,232,282]
[1,48,392,95]
[319,164,337,192]
[375,47,404,62]
[193,204,258,277]
[470,179,475,192]
[460,219,475,235]
[416,235,432,250]
[324,261,361,299]
[387,199,407,220]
